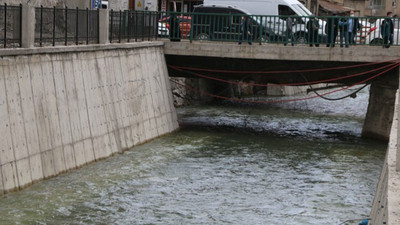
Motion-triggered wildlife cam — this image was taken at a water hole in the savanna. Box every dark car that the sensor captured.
[191,5,272,42]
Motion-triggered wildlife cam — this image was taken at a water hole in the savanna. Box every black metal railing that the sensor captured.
[109,10,158,43]
[161,11,400,47]
[0,4,22,48]
[35,6,99,47]
[2,5,398,49]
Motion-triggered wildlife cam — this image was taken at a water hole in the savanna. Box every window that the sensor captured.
[278,5,297,16]
[370,0,385,9]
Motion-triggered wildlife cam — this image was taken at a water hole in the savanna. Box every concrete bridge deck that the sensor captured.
[164,41,400,63]
[163,41,400,85]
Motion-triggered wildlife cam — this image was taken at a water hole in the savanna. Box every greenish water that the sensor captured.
[0,90,387,225]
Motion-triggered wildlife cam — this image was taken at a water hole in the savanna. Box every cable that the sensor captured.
[169,58,400,75]
[311,84,369,101]
[169,63,396,87]
[169,63,399,104]
[301,72,370,101]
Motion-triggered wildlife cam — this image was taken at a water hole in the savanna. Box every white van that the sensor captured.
[203,0,326,43]
[204,0,312,17]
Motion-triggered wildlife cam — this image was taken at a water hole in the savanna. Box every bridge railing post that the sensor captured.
[98,8,109,44]
[21,3,35,48]
[259,15,262,45]
[189,11,193,43]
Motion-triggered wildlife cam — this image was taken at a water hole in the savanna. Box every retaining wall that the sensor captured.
[369,91,400,225]
[0,42,178,195]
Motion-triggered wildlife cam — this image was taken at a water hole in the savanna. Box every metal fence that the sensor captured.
[109,10,158,43]
[162,11,400,47]
[35,6,99,47]
[0,4,22,48]
[3,6,400,49]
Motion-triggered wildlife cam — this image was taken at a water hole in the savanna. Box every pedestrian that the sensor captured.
[381,11,394,48]
[326,13,339,47]
[348,11,361,45]
[338,13,349,48]
[307,16,320,47]
[239,15,252,45]
[169,14,181,42]
[284,16,295,46]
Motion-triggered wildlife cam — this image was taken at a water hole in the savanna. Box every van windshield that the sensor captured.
[291,4,312,16]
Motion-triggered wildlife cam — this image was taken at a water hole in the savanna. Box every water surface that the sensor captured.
[0,87,386,225]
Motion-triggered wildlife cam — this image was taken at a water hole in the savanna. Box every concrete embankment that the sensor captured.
[369,91,400,225]
[0,42,178,196]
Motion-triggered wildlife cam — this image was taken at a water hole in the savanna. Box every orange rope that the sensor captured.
[169,63,396,87]
[170,63,399,104]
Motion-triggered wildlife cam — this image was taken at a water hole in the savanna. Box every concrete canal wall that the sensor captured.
[369,91,400,225]
[0,42,178,196]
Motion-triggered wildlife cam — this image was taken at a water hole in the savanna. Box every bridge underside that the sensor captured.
[166,55,397,85]
[164,42,400,141]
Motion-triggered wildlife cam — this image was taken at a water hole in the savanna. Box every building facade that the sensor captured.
[366,0,400,16]
[311,0,400,16]
[158,0,203,12]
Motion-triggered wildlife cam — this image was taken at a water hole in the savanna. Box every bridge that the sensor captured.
[164,41,399,141]
[164,41,399,87]
[0,4,399,224]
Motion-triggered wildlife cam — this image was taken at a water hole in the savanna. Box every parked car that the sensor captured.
[191,5,272,42]
[158,15,192,38]
[365,18,400,45]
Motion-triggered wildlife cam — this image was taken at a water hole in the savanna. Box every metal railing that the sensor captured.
[109,10,159,43]
[161,11,400,47]
[35,6,99,47]
[0,4,22,48]
[2,6,400,49]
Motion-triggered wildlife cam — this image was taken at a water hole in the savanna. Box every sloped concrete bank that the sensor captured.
[369,91,400,225]
[0,42,178,196]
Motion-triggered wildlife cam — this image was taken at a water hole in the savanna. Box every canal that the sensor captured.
[0,88,386,224]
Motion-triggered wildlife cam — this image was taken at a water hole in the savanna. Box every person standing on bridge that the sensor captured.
[381,12,394,48]
[348,11,361,45]
[307,17,320,47]
[239,15,252,45]
[169,14,181,42]
[284,16,295,46]
[338,14,349,48]
[326,13,339,47]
